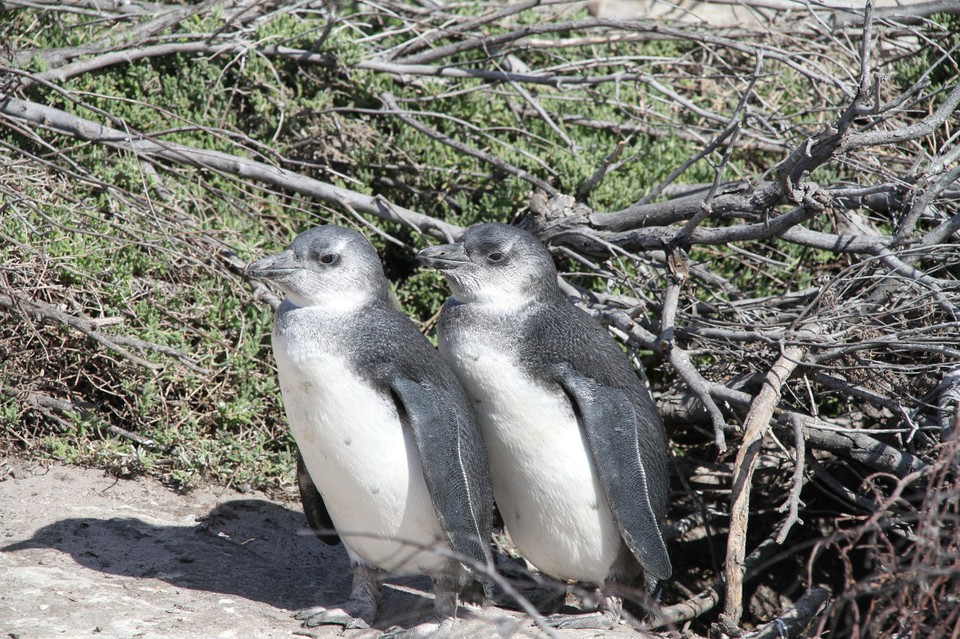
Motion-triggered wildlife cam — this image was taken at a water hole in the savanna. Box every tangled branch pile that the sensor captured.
[1,0,958,636]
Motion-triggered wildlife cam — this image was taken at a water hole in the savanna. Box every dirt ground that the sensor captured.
[0,457,647,639]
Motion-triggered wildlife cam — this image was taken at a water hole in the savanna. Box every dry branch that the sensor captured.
[659,533,784,626]
[4,0,233,67]
[531,78,960,259]
[16,43,335,88]
[0,94,462,240]
[723,325,816,627]
[700,379,930,478]
[833,0,960,25]
[21,390,159,449]
[0,290,205,373]
[779,418,930,477]
[775,414,806,543]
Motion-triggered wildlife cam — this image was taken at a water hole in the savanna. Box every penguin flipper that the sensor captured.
[296,448,341,546]
[389,376,489,568]
[555,365,672,580]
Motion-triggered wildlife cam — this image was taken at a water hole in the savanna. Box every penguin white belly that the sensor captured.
[274,338,449,576]
[444,341,623,584]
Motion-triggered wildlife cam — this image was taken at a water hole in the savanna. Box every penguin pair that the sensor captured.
[246,223,671,637]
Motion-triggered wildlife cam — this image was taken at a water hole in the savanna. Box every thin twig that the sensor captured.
[775,414,806,544]
[379,92,558,196]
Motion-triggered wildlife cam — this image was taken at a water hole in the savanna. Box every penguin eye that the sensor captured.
[319,253,339,265]
[488,251,504,263]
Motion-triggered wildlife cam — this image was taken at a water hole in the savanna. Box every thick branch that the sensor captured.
[778,418,929,478]
[842,82,960,151]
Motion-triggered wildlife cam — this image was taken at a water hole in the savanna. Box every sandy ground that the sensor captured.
[0,457,647,639]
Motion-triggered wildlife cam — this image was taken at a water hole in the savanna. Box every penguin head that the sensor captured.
[246,225,390,310]
[417,223,558,306]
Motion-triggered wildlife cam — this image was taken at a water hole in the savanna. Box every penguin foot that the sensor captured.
[296,562,382,628]
[544,610,619,630]
[381,616,455,639]
[294,601,376,629]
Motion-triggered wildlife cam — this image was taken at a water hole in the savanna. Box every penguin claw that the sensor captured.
[294,604,374,629]
[544,611,619,630]
[380,617,454,639]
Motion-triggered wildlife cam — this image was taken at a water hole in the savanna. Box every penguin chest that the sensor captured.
[272,337,448,575]
[442,338,623,584]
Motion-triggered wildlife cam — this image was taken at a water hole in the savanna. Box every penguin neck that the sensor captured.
[283,287,387,315]
[448,273,563,311]
[450,292,540,318]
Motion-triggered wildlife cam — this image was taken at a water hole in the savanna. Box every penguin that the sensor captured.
[416,222,672,629]
[246,225,493,638]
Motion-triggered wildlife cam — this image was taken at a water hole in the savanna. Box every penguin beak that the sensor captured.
[416,243,469,271]
[246,250,298,279]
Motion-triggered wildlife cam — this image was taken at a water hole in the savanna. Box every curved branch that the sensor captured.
[842,82,960,151]
[15,42,337,88]
[752,587,831,639]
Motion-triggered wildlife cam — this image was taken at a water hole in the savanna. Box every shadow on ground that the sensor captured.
[0,461,447,638]
[3,499,347,610]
